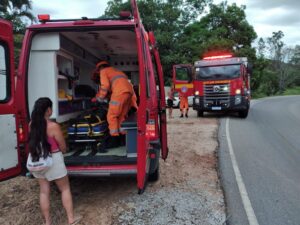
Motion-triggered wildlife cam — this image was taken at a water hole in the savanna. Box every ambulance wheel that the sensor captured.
[197,110,203,117]
[148,164,159,182]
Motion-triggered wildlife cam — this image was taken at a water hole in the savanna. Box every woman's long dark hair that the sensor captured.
[28,97,52,161]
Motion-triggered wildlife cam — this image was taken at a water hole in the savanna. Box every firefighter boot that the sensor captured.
[98,134,109,153]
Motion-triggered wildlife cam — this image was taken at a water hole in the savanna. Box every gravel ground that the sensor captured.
[0,109,226,225]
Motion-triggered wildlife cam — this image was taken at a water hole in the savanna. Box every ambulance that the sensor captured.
[0,0,168,193]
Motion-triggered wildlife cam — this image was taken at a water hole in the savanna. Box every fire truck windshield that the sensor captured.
[195,64,241,80]
[175,67,189,81]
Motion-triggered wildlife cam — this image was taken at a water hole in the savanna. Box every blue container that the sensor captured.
[120,113,137,157]
[125,128,137,156]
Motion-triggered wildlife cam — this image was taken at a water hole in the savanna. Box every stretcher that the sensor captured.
[67,108,108,150]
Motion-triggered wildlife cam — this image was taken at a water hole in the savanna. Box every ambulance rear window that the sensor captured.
[0,43,9,102]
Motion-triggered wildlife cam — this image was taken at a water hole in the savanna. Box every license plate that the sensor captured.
[212,106,222,110]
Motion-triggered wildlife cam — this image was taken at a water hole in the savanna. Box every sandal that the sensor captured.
[69,215,82,225]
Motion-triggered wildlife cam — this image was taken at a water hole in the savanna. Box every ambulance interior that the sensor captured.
[27,29,139,165]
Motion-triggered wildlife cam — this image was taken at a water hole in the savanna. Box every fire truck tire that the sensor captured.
[148,164,159,182]
[197,110,204,117]
[239,109,248,118]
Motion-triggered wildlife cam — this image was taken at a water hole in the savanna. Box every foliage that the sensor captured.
[104,0,211,83]
[253,31,300,97]
[282,86,300,96]
[0,0,35,34]
[177,2,257,63]
[290,45,300,65]
[1,0,35,67]
[13,34,24,68]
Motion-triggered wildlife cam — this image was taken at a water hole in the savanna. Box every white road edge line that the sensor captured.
[226,118,259,225]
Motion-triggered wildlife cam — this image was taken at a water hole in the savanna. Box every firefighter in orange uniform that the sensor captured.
[92,61,137,138]
[179,86,189,118]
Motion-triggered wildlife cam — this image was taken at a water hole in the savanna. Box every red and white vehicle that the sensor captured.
[173,53,252,118]
[0,0,168,193]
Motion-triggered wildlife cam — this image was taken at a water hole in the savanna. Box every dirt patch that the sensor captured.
[0,109,225,225]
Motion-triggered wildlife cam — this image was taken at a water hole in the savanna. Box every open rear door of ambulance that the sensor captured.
[148,31,168,160]
[0,20,21,181]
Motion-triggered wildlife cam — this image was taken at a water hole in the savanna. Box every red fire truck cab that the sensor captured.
[0,0,168,193]
[173,54,252,118]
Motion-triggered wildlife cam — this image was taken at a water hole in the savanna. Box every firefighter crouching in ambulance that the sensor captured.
[91,61,138,146]
[179,86,189,118]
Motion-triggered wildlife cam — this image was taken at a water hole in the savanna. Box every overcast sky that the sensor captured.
[31,0,300,46]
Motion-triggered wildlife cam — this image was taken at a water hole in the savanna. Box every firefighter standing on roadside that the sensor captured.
[91,61,137,139]
[179,86,189,118]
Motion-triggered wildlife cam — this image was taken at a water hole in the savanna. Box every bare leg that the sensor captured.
[38,178,51,225]
[170,108,173,118]
[168,108,172,118]
[54,176,75,224]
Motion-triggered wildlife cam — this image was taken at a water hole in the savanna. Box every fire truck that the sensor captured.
[0,0,168,193]
[173,54,252,118]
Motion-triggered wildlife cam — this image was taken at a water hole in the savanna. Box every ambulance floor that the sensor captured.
[63,146,136,166]
[64,146,127,157]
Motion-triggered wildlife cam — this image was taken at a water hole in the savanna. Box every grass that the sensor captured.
[251,92,268,99]
[252,86,300,99]
[282,86,300,95]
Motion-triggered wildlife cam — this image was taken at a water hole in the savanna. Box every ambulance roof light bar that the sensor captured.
[38,14,50,23]
[203,54,233,60]
[37,13,133,24]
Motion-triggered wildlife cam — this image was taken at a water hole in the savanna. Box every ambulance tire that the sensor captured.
[197,110,204,117]
[148,164,159,182]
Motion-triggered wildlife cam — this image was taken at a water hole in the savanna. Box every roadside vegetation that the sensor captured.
[1,0,299,97]
[282,86,300,96]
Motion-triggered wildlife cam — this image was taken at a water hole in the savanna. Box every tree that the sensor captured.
[290,45,300,65]
[257,38,266,57]
[255,31,300,95]
[178,2,257,63]
[0,0,35,33]
[104,0,211,82]
[1,0,36,67]
[266,31,295,93]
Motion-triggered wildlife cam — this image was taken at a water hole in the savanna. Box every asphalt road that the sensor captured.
[219,96,300,225]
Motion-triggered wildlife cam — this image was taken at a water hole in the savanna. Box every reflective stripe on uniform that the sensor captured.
[109,100,120,106]
[100,87,108,92]
[110,75,127,85]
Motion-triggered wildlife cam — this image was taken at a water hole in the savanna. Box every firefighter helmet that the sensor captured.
[96,60,109,69]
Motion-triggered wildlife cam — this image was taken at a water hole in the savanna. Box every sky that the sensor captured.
[30,0,300,47]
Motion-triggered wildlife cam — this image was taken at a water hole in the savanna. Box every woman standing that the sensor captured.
[28,97,81,225]
[167,90,174,119]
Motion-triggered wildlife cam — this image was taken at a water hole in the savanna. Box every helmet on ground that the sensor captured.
[96,60,109,69]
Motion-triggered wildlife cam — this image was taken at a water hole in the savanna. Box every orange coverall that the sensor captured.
[96,67,137,136]
[179,92,189,115]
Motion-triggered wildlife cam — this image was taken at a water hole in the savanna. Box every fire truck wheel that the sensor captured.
[239,109,248,118]
[197,110,204,117]
[148,164,159,182]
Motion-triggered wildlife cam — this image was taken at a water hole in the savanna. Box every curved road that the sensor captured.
[219,96,300,225]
